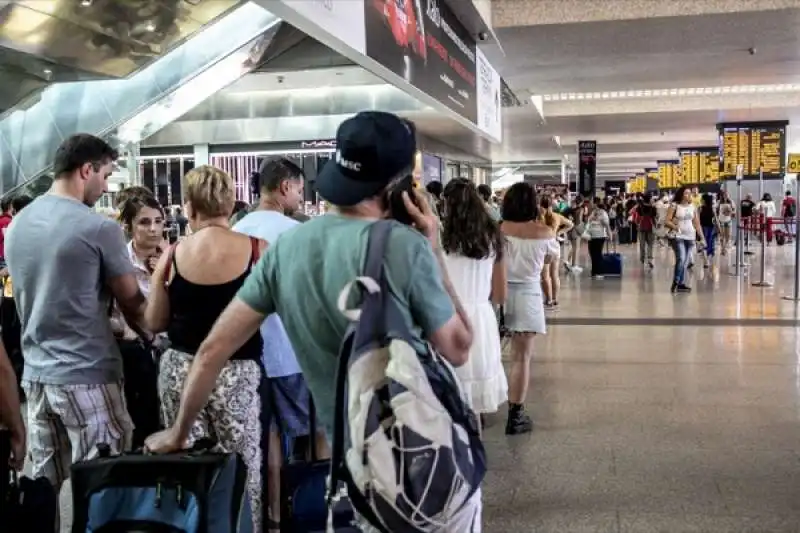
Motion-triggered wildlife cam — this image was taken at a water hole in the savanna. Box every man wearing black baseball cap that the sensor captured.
[315,110,418,206]
[146,110,477,526]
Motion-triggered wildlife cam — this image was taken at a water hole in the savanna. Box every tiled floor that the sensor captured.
[55,243,800,532]
[480,243,800,532]
[553,240,800,322]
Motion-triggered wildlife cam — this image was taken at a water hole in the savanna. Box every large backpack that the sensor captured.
[327,221,486,533]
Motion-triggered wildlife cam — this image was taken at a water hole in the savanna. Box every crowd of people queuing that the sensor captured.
[0,112,573,532]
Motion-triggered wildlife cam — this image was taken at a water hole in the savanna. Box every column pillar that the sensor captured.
[193,144,210,167]
[125,142,141,186]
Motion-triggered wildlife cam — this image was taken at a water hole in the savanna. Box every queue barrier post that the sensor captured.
[729,219,749,276]
[730,177,748,276]
[783,177,800,302]
[752,215,773,288]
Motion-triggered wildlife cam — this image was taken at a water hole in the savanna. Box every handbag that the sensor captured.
[496,305,508,339]
[1,431,58,533]
[280,398,354,532]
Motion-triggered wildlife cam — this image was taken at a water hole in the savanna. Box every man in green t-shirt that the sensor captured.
[145,111,473,450]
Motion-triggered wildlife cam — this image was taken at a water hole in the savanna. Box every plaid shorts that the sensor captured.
[23,381,133,490]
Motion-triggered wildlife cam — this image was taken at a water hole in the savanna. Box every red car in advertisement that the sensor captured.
[372,0,427,62]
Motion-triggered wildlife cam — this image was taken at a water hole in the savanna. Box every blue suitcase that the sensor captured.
[602,253,622,277]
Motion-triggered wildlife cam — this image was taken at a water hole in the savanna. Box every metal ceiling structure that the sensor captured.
[143,66,493,164]
[481,5,800,182]
[0,1,287,196]
[0,0,242,114]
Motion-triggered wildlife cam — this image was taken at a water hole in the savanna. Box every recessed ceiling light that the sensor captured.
[80,0,92,5]
[145,22,156,32]
[43,68,52,76]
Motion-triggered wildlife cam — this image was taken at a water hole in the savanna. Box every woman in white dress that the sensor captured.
[499,183,559,435]
[440,179,508,427]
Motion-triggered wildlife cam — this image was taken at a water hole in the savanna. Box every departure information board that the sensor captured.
[658,159,680,189]
[678,147,720,184]
[717,121,787,179]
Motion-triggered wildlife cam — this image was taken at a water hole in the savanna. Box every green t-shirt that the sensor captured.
[236,214,455,435]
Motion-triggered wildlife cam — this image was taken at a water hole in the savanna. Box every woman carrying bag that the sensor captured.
[665,187,706,293]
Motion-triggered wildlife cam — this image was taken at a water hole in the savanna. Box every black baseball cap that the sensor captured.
[316,111,416,206]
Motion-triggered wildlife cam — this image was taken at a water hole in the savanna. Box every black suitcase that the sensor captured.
[0,430,58,533]
[279,402,355,532]
[617,225,633,245]
[71,440,252,533]
[117,338,162,449]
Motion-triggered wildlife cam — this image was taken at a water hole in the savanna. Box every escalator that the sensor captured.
[0,1,283,196]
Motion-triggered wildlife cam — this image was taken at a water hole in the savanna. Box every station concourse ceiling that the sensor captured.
[482,2,800,181]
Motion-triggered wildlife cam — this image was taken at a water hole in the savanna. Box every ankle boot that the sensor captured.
[505,404,533,435]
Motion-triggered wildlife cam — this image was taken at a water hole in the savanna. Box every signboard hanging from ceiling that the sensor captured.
[717,121,788,179]
[577,140,597,197]
[475,47,501,142]
[363,0,478,124]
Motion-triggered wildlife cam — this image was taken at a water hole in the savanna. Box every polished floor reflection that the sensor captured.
[553,241,800,322]
[482,244,800,532]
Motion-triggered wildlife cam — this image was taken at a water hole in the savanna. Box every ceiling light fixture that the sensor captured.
[541,83,800,101]
[80,0,92,5]
[145,22,156,32]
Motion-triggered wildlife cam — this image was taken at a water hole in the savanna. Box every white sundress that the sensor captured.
[442,253,508,414]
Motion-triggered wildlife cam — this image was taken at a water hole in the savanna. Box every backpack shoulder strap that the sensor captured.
[327,221,396,533]
[364,220,393,280]
[249,236,261,265]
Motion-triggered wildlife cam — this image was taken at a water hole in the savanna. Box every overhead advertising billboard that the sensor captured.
[476,47,502,141]
[422,153,442,185]
[364,0,478,124]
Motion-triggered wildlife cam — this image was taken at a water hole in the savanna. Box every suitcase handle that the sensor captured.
[109,437,218,457]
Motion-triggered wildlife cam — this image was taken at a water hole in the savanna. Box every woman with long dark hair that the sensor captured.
[500,182,559,435]
[698,193,720,268]
[440,179,508,428]
[113,190,168,448]
[665,186,705,293]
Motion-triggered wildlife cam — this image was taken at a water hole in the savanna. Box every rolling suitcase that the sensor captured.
[70,440,252,533]
[602,252,623,277]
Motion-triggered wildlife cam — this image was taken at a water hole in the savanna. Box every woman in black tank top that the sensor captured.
[142,166,268,533]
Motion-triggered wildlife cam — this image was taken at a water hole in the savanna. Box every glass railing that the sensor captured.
[0,1,279,196]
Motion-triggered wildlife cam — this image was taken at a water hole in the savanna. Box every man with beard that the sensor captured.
[6,134,145,529]
[232,157,320,529]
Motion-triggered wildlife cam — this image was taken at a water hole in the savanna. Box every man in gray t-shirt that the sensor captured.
[6,134,147,504]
